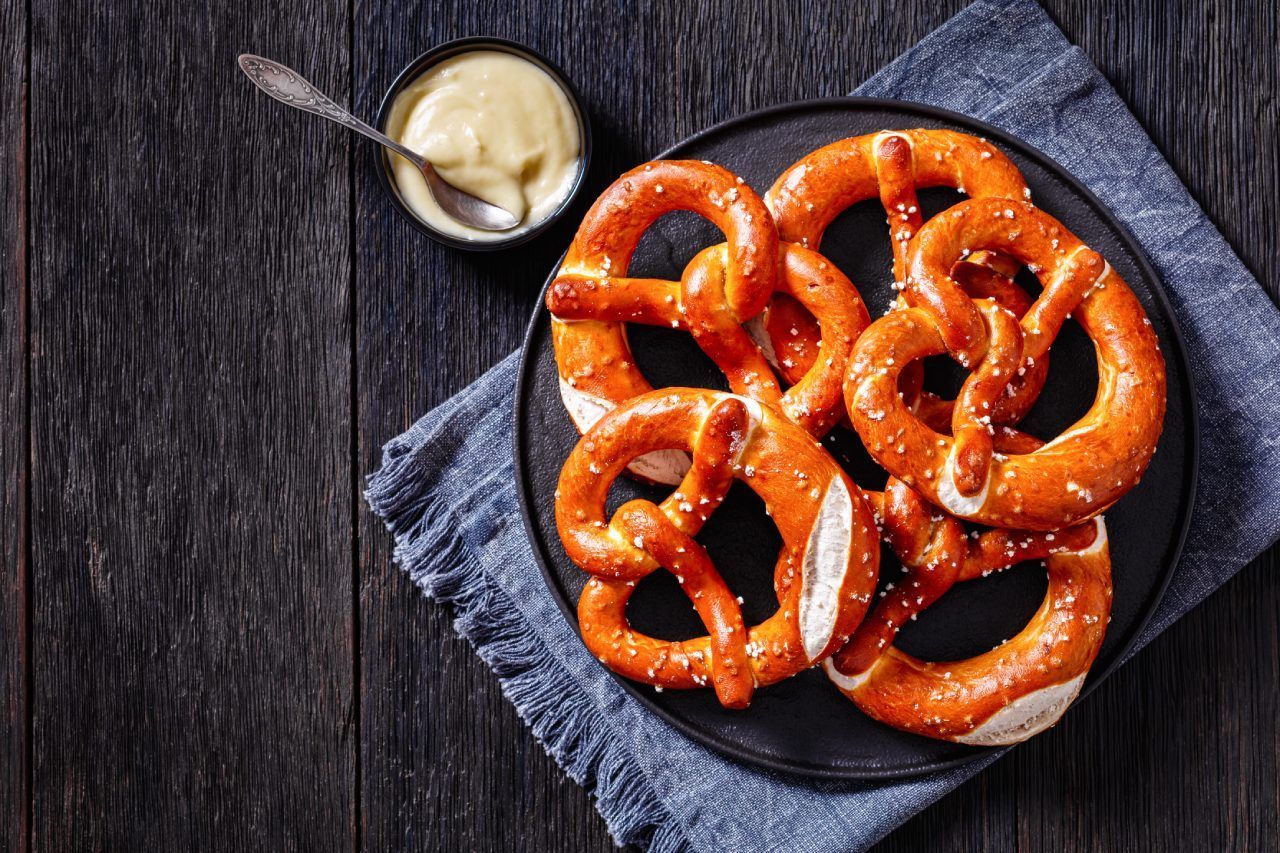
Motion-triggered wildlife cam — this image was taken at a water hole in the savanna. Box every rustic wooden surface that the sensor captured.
[5,0,1276,850]
[2,0,28,845]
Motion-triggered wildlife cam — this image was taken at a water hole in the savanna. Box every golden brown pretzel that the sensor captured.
[556,388,880,708]
[825,478,1111,744]
[763,254,1052,431]
[760,129,1050,422]
[846,198,1167,530]
[547,161,868,483]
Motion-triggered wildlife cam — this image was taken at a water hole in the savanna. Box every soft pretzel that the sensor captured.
[825,477,1111,745]
[846,198,1166,530]
[557,388,880,708]
[764,253,1052,430]
[547,161,868,483]
[759,129,1050,421]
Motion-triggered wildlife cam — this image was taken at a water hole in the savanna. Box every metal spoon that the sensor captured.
[237,54,520,232]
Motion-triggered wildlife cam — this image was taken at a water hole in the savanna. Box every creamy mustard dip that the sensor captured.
[383,50,581,240]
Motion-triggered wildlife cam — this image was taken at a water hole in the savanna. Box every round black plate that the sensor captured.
[513,98,1197,779]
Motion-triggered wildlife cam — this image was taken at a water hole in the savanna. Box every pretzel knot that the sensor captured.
[846,198,1167,530]
[547,160,869,484]
[824,478,1112,745]
[556,389,880,708]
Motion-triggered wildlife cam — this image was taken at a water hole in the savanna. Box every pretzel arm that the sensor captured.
[657,395,751,536]
[615,500,754,708]
[547,275,682,326]
[948,300,1024,496]
[680,247,786,407]
[957,520,1101,582]
[834,479,965,676]
[874,132,927,283]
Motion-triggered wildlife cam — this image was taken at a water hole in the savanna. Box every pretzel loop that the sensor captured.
[558,394,749,579]
[549,163,867,478]
[768,129,1029,251]
[555,160,776,319]
[764,129,1041,428]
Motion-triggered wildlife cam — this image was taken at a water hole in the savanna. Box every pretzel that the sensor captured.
[846,198,1166,530]
[557,388,880,708]
[759,129,1053,425]
[546,161,869,484]
[824,477,1111,744]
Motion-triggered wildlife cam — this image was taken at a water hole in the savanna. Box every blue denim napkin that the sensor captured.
[366,0,1280,849]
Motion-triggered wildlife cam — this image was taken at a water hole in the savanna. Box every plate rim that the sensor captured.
[511,95,1200,780]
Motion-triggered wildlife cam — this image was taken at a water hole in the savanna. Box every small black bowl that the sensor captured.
[374,37,592,252]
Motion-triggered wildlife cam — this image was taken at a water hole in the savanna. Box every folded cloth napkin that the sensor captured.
[366,0,1280,848]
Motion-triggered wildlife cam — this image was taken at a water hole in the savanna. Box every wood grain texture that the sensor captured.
[1,0,27,847]
[27,1,356,849]
[7,0,1275,851]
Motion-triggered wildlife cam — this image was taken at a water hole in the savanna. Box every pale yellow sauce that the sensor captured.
[383,50,581,241]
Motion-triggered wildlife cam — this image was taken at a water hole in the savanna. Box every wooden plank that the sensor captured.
[0,0,27,846]
[351,2,631,846]
[27,1,356,848]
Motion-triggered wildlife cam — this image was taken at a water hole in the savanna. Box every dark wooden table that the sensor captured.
[2,0,1276,849]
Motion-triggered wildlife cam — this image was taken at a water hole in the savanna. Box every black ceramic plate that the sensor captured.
[513,98,1197,779]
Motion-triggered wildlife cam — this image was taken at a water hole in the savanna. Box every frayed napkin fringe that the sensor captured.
[365,453,690,852]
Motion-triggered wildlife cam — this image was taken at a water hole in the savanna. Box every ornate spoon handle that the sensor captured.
[237,53,427,168]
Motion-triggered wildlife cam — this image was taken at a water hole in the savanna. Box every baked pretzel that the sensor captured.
[763,254,1051,431]
[557,388,880,708]
[546,161,869,483]
[825,477,1111,745]
[846,198,1166,530]
[760,129,1050,423]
